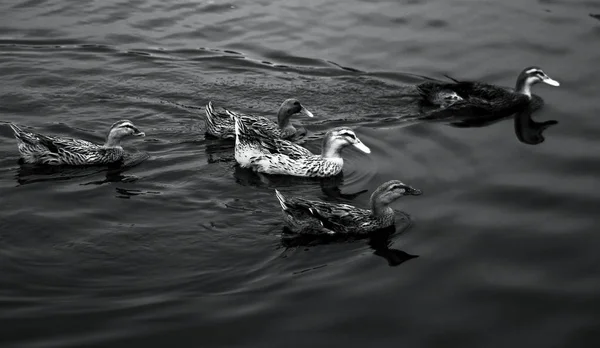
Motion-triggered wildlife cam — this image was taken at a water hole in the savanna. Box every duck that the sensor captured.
[274,180,422,235]
[416,66,559,116]
[231,111,370,177]
[204,98,314,140]
[9,120,145,166]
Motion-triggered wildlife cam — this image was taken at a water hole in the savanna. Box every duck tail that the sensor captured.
[8,122,23,136]
[415,84,430,98]
[274,189,288,211]
[228,109,249,137]
[204,101,218,128]
[8,123,37,144]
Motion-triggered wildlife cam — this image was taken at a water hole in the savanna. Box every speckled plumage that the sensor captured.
[416,66,559,117]
[9,120,144,166]
[203,99,313,140]
[232,112,370,178]
[275,180,422,235]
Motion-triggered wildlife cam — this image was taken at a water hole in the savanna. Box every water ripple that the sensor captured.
[0,0,599,347]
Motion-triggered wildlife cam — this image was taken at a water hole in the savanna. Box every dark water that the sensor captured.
[1,0,599,347]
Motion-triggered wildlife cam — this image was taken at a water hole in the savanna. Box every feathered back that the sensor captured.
[275,189,288,210]
[228,110,251,138]
[9,123,39,145]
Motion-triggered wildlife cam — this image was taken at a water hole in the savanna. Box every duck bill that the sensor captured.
[405,186,422,196]
[542,76,560,87]
[300,106,314,118]
[353,140,371,154]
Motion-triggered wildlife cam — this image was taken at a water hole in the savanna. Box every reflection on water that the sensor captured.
[232,164,368,200]
[513,105,558,145]
[281,217,417,267]
[15,151,149,186]
[0,0,597,346]
[368,231,419,267]
[205,138,235,163]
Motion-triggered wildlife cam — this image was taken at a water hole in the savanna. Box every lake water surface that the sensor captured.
[1,0,600,347]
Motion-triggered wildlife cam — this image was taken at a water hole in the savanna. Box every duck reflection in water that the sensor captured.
[514,103,558,145]
[204,137,235,164]
[281,221,418,267]
[16,151,148,186]
[233,165,368,200]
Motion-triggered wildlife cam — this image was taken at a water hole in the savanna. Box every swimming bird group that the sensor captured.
[7,66,559,236]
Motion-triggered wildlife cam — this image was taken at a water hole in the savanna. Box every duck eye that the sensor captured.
[293,101,300,106]
[389,184,407,193]
[342,132,356,140]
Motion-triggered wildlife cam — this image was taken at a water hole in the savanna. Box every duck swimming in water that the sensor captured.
[416,66,560,117]
[9,120,145,166]
[275,180,422,235]
[231,111,370,177]
[204,98,314,140]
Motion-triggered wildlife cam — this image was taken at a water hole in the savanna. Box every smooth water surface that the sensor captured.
[1,0,599,347]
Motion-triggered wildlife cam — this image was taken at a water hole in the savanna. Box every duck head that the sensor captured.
[370,180,422,218]
[105,120,145,147]
[516,67,560,97]
[321,127,370,158]
[277,98,314,128]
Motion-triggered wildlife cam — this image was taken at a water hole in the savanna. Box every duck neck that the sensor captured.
[277,108,292,130]
[104,133,122,148]
[320,138,343,159]
[370,199,394,220]
[515,76,533,98]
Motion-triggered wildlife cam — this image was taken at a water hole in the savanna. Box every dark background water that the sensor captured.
[1,0,599,347]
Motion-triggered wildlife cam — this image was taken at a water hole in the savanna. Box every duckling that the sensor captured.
[9,120,145,166]
[275,180,422,235]
[416,66,559,115]
[428,90,463,109]
[204,98,314,140]
[232,112,370,177]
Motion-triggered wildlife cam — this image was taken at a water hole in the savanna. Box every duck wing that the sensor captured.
[204,101,236,138]
[259,137,313,159]
[240,121,312,158]
[37,134,99,153]
[226,108,279,135]
[245,116,282,138]
[286,197,371,229]
[439,81,529,108]
[206,102,280,139]
[230,110,312,159]
[463,85,530,115]
[419,79,519,101]
[11,124,98,152]
[416,82,445,100]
